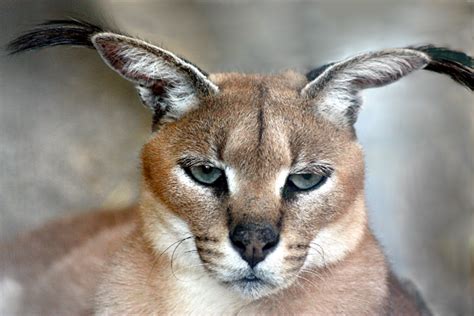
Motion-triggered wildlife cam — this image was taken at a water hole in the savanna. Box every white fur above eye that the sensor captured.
[225,166,239,195]
[275,168,289,196]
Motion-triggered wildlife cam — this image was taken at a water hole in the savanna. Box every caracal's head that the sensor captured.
[139,70,367,299]
[11,21,471,300]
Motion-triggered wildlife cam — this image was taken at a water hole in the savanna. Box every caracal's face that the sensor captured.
[140,72,366,299]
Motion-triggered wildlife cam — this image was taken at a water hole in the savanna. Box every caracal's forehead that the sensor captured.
[178,73,350,169]
[147,71,354,183]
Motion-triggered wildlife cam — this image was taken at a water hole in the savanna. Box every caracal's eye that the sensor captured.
[288,173,326,191]
[189,165,223,185]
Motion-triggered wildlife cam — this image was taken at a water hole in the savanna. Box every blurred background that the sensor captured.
[0,0,472,314]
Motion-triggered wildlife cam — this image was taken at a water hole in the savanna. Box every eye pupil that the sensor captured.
[202,166,213,174]
[302,174,313,180]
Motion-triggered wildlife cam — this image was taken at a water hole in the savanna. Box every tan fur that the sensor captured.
[1,71,429,315]
[0,208,136,315]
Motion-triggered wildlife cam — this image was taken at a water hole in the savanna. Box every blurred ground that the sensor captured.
[0,1,472,314]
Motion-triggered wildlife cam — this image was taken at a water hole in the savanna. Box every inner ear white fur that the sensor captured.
[91,33,218,123]
[301,49,430,127]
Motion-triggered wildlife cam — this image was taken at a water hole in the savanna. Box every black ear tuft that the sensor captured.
[6,19,105,54]
[7,20,219,130]
[416,45,474,90]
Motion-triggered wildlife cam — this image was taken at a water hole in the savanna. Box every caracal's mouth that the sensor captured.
[220,271,282,300]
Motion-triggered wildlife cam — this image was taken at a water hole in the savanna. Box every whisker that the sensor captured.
[146,236,193,284]
[293,276,315,296]
[294,273,321,290]
[299,268,325,281]
[170,237,193,281]
[184,250,198,254]
[307,243,332,271]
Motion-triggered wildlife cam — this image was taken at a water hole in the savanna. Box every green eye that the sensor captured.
[288,173,325,190]
[189,165,223,185]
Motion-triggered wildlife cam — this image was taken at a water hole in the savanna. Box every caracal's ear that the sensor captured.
[7,19,219,129]
[302,46,473,127]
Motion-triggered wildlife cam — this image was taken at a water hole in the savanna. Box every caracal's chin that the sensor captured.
[214,268,293,300]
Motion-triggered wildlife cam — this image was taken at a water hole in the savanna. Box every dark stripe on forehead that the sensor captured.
[257,83,268,146]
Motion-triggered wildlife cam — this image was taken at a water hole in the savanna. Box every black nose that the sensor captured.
[229,223,279,268]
